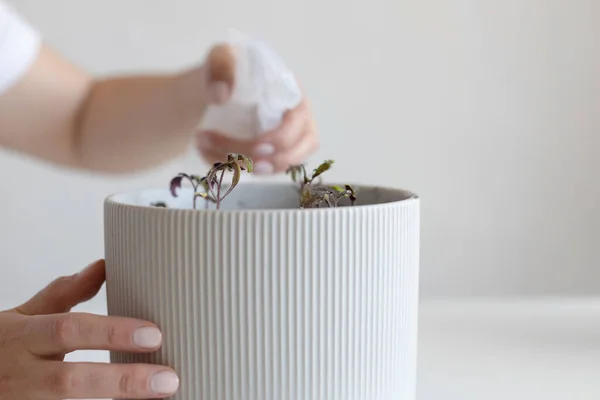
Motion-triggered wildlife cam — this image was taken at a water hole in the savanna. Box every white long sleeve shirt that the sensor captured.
[0,1,40,95]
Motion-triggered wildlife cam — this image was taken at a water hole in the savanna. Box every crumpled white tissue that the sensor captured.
[200,30,302,139]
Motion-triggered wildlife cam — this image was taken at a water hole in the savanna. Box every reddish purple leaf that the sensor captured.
[170,176,183,197]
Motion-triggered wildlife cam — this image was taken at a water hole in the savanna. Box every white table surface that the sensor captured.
[58,297,600,400]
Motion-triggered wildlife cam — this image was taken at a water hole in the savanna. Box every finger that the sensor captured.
[266,127,319,173]
[33,362,179,399]
[24,312,162,356]
[196,130,254,158]
[259,97,312,151]
[16,260,105,316]
[198,98,312,158]
[199,126,318,175]
[204,43,236,105]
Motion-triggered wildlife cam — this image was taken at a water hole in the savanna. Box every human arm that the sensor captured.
[0,1,318,174]
[0,43,234,173]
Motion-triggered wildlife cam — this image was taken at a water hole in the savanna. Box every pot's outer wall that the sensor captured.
[104,198,420,400]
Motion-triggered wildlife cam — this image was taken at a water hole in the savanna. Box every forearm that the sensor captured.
[75,67,207,172]
[0,44,210,173]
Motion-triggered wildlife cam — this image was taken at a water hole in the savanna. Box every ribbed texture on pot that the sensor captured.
[104,199,419,400]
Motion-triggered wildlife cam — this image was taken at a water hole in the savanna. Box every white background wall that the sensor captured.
[2,0,600,310]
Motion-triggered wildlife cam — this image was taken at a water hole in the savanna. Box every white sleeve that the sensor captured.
[0,0,41,95]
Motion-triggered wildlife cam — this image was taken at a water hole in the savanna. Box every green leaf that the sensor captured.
[286,164,306,184]
[331,185,345,193]
[199,177,210,192]
[196,192,216,203]
[237,154,254,173]
[311,160,334,180]
[230,162,241,188]
[226,153,253,173]
[286,165,297,182]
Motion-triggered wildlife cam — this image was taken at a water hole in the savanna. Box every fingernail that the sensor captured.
[254,160,274,175]
[209,81,230,104]
[253,143,275,156]
[150,371,180,394]
[133,327,162,348]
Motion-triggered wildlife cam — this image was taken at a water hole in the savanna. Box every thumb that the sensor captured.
[203,43,236,105]
[15,259,106,316]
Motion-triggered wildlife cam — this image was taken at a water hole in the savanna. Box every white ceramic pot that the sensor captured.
[104,182,420,400]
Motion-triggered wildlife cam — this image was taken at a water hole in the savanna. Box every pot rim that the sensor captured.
[105,181,419,214]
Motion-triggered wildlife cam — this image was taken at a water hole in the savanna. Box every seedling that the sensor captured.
[169,153,253,210]
[286,160,357,208]
[160,155,355,210]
